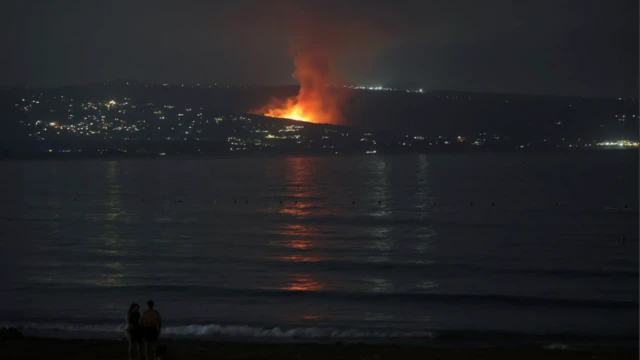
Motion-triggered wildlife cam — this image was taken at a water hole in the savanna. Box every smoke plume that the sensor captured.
[247,1,396,124]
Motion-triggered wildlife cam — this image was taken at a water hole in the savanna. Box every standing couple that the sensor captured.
[125,300,162,360]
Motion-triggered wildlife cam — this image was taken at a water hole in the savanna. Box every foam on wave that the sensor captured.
[1,322,433,339]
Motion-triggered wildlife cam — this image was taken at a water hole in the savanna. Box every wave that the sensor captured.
[256,259,639,279]
[162,325,431,338]
[273,214,533,229]
[9,285,638,309]
[1,321,432,339]
[3,321,637,347]
[2,203,635,228]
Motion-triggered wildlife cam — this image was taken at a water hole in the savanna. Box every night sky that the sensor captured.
[1,0,637,97]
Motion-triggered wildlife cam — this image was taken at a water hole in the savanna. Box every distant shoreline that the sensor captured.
[0,148,636,161]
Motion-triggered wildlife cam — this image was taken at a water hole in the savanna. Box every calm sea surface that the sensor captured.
[1,153,638,347]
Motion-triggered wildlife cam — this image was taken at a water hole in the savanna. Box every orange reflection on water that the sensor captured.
[278,157,318,217]
[282,275,325,292]
[279,201,315,217]
[289,239,312,250]
[279,224,315,237]
[278,225,314,251]
[272,236,323,262]
[269,158,332,293]
[276,253,323,263]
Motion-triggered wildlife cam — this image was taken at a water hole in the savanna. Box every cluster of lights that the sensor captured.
[342,85,424,93]
[279,125,305,132]
[16,93,638,154]
[20,95,280,142]
[22,98,147,140]
[595,140,639,147]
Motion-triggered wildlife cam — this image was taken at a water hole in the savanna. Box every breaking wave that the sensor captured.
[1,321,432,339]
[3,321,637,348]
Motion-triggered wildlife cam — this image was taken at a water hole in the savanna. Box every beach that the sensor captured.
[1,338,638,360]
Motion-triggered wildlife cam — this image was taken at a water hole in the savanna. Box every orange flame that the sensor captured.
[247,1,394,124]
[259,49,342,124]
[263,98,314,123]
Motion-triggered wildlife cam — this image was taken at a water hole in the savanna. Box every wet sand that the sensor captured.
[0,338,637,360]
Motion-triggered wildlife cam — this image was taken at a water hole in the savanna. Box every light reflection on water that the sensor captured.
[288,239,312,250]
[367,156,392,218]
[368,278,394,293]
[266,156,442,298]
[4,154,633,338]
[281,274,325,292]
[97,161,126,287]
[271,158,328,291]
[264,156,442,301]
[277,157,318,217]
[275,254,325,263]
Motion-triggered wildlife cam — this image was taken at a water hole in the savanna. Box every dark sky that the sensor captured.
[1,0,637,97]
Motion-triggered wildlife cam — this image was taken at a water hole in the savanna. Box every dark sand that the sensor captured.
[0,338,637,360]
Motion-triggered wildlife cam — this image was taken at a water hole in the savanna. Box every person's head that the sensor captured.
[128,303,139,313]
[147,300,154,309]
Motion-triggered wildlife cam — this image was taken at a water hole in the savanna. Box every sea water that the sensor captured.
[1,152,637,348]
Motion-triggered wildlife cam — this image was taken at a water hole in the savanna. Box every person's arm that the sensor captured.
[139,311,145,325]
[157,311,162,331]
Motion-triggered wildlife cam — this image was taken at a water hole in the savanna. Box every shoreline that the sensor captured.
[1,338,638,360]
[0,147,636,162]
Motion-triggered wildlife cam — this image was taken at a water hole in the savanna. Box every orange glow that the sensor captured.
[279,224,314,237]
[263,98,314,123]
[276,253,323,263]
[235,1,394,125]
[283,275,325,292]
[278,158,316,217]
[272,229,321,262]
[289,239,312,250]
[258,83,342,124]
[257,46,344,124]
[266,157,332,292]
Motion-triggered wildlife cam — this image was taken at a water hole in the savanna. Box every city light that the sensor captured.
[341,85,424,93]
[13,89,638,154]
[595,140,639,147]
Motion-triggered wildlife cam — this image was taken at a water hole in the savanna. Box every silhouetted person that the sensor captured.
[124,303,142,360]
[140,300,162,360]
